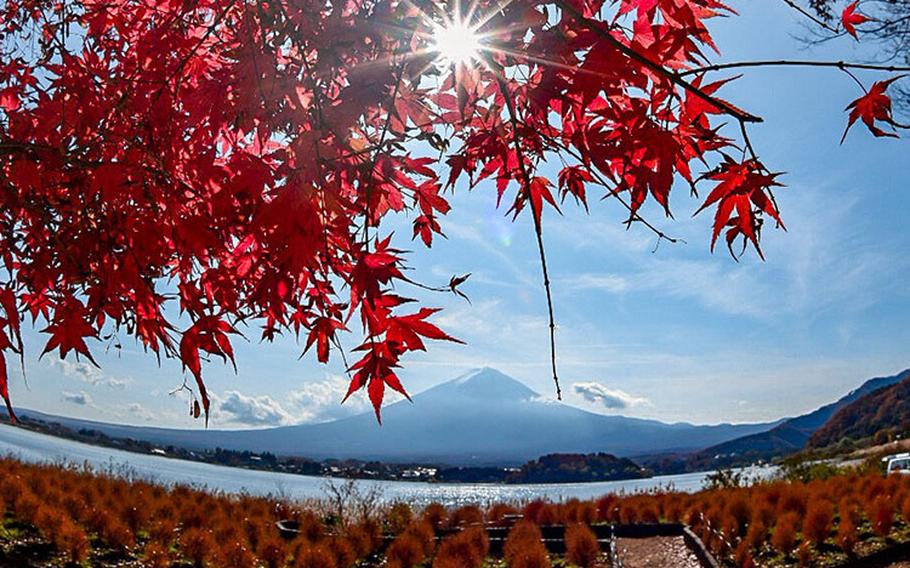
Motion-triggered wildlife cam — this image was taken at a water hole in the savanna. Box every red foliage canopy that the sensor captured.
[0,0,903,421]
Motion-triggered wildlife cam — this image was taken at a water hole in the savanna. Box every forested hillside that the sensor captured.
[810,376,910,449]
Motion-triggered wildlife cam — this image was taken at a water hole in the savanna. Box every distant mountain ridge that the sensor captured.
[2,368,778,466]
[809,373,910,449]
[684,368,910,468]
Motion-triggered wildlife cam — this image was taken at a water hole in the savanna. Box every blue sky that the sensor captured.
[7,1,910,429]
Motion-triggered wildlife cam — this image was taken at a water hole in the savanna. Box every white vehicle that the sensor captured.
[884,453,910,475]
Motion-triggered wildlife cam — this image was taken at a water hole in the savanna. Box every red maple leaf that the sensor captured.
[695,157,785,259]
[179,316,239,424]
[304,317,346,363]
[0,86,19,112]
[40,300,99,367]
[841,1,870,39]
[842,76,906,143]
[343,341,409,424]
[412,214,442,246]
[510,176,560,223]
[387,308,463,352]
[558,166,593,210]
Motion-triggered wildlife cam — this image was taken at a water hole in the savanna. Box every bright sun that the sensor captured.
[432,20,483,66]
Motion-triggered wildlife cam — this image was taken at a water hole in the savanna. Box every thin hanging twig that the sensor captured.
[486,58,562,400]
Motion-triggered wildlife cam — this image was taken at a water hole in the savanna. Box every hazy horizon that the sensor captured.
[6,363,908,433]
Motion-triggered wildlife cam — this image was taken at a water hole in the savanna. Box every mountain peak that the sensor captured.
[8,366,782,465]
[441,367,539,401]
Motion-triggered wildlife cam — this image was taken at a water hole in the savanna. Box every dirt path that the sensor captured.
[616,536,703,568]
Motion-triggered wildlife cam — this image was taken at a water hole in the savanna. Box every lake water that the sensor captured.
[0,424,773,507]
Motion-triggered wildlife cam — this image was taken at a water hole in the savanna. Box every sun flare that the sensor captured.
[432,20,484,66]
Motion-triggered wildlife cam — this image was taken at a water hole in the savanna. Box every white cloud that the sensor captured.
[287,375,372,423]
[106,377,129,389]
[204,376,377,428]
[218,391,295,426]
[560,273,629,294]
[51,360,130,389]
[126,402,155,422]
[61,390,93,406]
[54,359,103,383]
[572,381,650,410]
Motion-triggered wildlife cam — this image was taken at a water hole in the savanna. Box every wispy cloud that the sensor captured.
[51,360,130,389]
[544,180,898,322]
[431,299,546,337]
[572,382,650,410]
[61,390,93,406]
[635,258,777,318]
[126,402,155,422]
[441,218,537,288]
[560,273,629,294]
[547,215,656,254]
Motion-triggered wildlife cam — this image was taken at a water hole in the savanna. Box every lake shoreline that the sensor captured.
[0,422,776,507]
[2,414,654,486]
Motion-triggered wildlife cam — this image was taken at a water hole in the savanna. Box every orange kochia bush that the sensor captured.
[505,521,551,568]
[0,457,383,567]
[433,526,488,568]
[565,523,600,568]
[6,455,910,567]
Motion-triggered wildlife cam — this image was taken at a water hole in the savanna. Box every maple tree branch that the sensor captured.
[863,13,910,35]
[680,59,910,77]
[780,0,840,32]
[739,120,760,162]
[361,45,411,244]
[298,44,342,279]
[398,273,472,305]
[488,61,562,400]
[552,0,763,124]
[1,0,872,425]
[398,275,450,294]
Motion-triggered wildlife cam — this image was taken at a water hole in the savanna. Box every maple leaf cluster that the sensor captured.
[0,0,902,422]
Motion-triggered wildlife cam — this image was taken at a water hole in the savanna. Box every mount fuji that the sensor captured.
[6,368,778,465]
